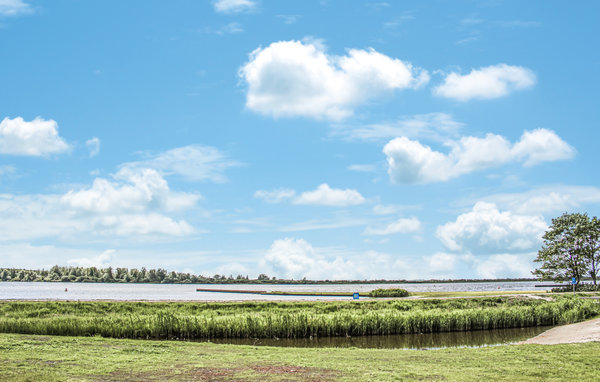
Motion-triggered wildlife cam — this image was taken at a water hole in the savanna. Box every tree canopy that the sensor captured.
[533,212,600,285]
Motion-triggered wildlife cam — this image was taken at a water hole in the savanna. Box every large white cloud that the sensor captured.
[293,184,365,206]
[384,128,574,184]
[434,64,536,101]
[0,165,200,242]
[260,238,409,280]
[0,117,70,156]
[62,168,200,214]
[213,0,255,14]
[239,40,428,120]
[475,254,536,279]
[436,202,547,253]
[121,145,239,183]
[363,217,421,235]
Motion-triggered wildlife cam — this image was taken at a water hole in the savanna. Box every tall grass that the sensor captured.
[0,297,597,340]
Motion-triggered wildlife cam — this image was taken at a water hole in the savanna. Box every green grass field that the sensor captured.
[1,332,599,381]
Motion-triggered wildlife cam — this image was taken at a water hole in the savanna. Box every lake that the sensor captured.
[0,281,551,301]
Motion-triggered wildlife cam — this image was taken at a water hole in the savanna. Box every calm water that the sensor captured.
[0,281,551,301]
[206,326,551,349]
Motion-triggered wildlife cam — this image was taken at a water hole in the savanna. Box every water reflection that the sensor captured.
[206,326,550,349]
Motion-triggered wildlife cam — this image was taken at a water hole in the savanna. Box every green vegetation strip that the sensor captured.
[1,297,597,340]
[1,333,600,381]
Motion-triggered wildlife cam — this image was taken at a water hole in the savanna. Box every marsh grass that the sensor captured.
[0,297,597,340]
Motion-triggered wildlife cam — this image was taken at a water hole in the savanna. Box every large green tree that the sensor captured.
[533,212,599,284]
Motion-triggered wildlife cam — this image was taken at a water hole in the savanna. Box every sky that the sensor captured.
[1,0,599,280]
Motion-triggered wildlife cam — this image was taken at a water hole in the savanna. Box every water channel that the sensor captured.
[205,326,551,349]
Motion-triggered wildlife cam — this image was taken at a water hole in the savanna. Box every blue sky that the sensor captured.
[1,0,599,279]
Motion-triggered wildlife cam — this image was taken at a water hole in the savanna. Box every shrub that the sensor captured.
[369,288,409,298]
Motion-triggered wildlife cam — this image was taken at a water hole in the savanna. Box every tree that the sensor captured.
[583,216,600,285]
[533,212,596,284]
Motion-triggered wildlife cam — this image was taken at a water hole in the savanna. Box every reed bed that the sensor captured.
[0,297,597,340]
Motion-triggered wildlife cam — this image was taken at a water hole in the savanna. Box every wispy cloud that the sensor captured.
[0,0,32,17]
[213,0,256,14]
[202,22,244,35]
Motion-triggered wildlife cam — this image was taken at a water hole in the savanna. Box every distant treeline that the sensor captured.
[0,266,540,284]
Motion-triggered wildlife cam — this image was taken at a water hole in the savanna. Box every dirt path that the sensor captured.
[519,317,600,345]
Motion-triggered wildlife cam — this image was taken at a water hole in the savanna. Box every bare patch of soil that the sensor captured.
[519,318,600,345]
[95,364,338,381]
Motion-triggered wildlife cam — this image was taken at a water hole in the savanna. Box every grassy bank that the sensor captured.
[1,333,599,381]
[1,297,597,340]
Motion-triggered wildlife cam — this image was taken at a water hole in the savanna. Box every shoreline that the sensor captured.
[519,317,600,345]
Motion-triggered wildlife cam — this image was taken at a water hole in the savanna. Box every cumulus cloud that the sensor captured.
[260,238,409,280]
[293,184,365,206]
[0,167,202,240]
[239,40,428,120]
[254,188,296,203]
[213,0,255,14]
[434,64,536,101]
[68,249,115,268]
[0,0,32,16]
[62,167,200,215]
[0,117,70,156]
[363,217,421,235]
[384,128,574,184]
[122,145,239,183]
[86,137,100,157]
[424,252,459,273]
[512,129,575,166]
[475,253,535,279]
[436,202,547,253]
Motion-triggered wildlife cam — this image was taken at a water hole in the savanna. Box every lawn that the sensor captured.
[0,333,599,381]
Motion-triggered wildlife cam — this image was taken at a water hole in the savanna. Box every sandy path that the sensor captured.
[520,317,600,345]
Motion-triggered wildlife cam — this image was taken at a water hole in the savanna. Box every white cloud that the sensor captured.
[293,183,365,206]
[0,117,70,156]
[260,238,409,280]
[436,202,547,253]
[62,167,200,214]
[213,0,255,14]
[512,128,575,166]
[0,167,200,242]
[92,213,194,237]
[122,145,239,183]
[475,253,535,279]
[482,186,600,215]
[364,217,421,235]
[424,252,459,273]
[335,113,463,142]
[0,0,32,16]
[384,128,574,184]
[239,40,428,120]
[254,188,296,203]
[86,137,100,157]
[434,64,536,101]
[67,249,115,268]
